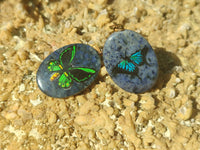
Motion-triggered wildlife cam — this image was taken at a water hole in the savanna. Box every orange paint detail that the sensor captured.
[50,73,60,81]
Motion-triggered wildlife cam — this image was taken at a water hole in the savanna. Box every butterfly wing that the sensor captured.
[68,67,96,82]
[60,45,76,66]
[130,46,148,66]
[118,60,137,72]
[48,60,62,71]
[112,60,138,75]
[58,72,72,88]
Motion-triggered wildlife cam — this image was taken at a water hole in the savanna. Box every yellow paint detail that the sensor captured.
[64,72,68,77]
[59,65,63,69]
[50,73,60,81]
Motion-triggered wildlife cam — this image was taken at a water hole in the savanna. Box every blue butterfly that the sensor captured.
[112,45,150,80]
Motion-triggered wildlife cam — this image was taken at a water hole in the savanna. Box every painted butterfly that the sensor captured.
[112,45,150,80]
[48,45,96,88]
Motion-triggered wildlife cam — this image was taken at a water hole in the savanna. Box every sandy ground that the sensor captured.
[0,0,200,149]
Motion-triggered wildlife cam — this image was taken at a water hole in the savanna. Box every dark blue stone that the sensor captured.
[103,30,158,93]
[37,44,101,98]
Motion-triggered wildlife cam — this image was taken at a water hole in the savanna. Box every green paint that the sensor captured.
[58,73,71,88]
[70,45,76,63]
[48,61,62,71]
[68,67,96,73]
[48,45,96,88]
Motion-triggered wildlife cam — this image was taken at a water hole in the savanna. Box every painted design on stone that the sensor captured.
[47,45,96,88]
[103,30,158,93]
[112,45,150,80]
[36,44,101,98]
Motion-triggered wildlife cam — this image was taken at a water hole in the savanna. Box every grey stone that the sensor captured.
[37,44,101,98]
[103,30,158,93]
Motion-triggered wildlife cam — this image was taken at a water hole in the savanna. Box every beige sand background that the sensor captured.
[0,0,200,149]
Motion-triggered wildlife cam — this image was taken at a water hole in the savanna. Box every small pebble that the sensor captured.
[167,88,176,98]
[17,109,32,121]
[103,30,158,93]
[37,44,101,98]
[57,129,65,138]
[48,112,57,124]
[4,112,17,120]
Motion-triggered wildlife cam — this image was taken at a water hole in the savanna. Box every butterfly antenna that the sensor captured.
[119,50,126,59]
[124,49,127,59]
[137,74,142,81]
[142,45,151,66]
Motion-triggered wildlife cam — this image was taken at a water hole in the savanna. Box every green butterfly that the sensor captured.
[48,45,96,88]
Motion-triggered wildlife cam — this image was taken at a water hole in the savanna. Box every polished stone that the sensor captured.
[103,30,158,93]
[37,44,101,98]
